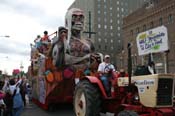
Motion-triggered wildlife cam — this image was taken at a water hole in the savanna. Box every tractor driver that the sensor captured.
[98,55,116,97]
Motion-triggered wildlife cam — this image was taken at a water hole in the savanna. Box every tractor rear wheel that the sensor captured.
[118,110,138,116]
[74,80,101,116]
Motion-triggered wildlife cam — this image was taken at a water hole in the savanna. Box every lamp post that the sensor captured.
[0,35,10,38]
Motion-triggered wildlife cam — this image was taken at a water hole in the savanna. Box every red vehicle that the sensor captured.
[73,43,175,116]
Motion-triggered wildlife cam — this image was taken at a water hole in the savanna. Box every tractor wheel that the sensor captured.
[74,80,101,116]
[118,110,138,116]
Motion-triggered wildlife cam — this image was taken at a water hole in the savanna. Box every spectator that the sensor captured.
[4,78,24,116]
[19,77,27,107]
[25,83,32,103]
[2,77,12,116]
[0,82,6,116]
[98,55,115,97]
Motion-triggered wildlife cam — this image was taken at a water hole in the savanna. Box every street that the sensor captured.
[21,101,113,116]
[21,102,75,116]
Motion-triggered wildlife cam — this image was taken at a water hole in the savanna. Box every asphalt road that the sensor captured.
[21,102,75,116]
[21,102,114,116]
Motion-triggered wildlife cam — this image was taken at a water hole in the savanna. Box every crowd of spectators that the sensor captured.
[0,75,31,116]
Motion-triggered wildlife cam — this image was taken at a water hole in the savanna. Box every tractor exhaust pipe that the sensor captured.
[127,43,132,87]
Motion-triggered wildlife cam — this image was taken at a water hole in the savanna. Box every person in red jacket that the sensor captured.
[41,31,50,42]
[40,31,51,53]
[117,69,128,77]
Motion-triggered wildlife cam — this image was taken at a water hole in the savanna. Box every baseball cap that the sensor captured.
[105,55,110,58]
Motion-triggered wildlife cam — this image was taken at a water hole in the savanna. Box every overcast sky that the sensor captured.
[0,0,74,74]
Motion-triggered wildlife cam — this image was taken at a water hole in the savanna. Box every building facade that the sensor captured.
[121,0,175,73]
[69,0,147,66]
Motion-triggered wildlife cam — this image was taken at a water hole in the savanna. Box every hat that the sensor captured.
[59,26,67,33]
[105,55,110,58]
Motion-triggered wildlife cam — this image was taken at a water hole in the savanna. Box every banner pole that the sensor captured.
[164,52,167,73]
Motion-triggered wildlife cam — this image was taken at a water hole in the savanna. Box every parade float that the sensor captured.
[30,8,102,110]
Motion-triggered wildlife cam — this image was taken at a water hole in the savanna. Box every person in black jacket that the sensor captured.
[19,78,26,107]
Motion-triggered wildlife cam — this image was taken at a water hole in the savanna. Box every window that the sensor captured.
[136,27,139,34]
[143,25,146,31]
[110,33,113,36]
[104,25,107,29]
[104,18,107,22]
[110,7,112,10]
[121,8,124,12]
[110,13,113,17]
[117,1,119,5]
[98,17,101,22]
[117,20,120,24]
[97,4,101,8]
[118,27,120,30]
[98,38,101,42]
[98,24,101,28]
[98,45,101,49]
[98,10,101,14]
[150,21,154,28]
[110,19,113,23]
[111,46,114,50]
[130,30,133,35]
[105,39,107,43]
[110,26,113,30]
[159,17,163,25]
[105,45,107,50]
[105,32,107,36]
[168,14,173,23]
[118,33,121,37]
[111,39,113,43]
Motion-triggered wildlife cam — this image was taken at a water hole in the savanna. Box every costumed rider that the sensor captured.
[52,26,68,68]
[34,35,42,51]
[98,54,116,97]
[40,31,51,53]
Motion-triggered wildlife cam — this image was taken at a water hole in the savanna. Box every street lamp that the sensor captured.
[0,35,10,38]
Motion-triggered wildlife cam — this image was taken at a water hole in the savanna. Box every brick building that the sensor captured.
[121,0,175,73]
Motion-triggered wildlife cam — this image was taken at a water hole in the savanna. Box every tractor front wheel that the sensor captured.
[74,80,101,116]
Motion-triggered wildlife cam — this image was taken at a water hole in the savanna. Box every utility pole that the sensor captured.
[83,11,96,38]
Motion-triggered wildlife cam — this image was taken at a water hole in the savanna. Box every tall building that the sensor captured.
[69,0,147,65]
[122,0,175,73]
